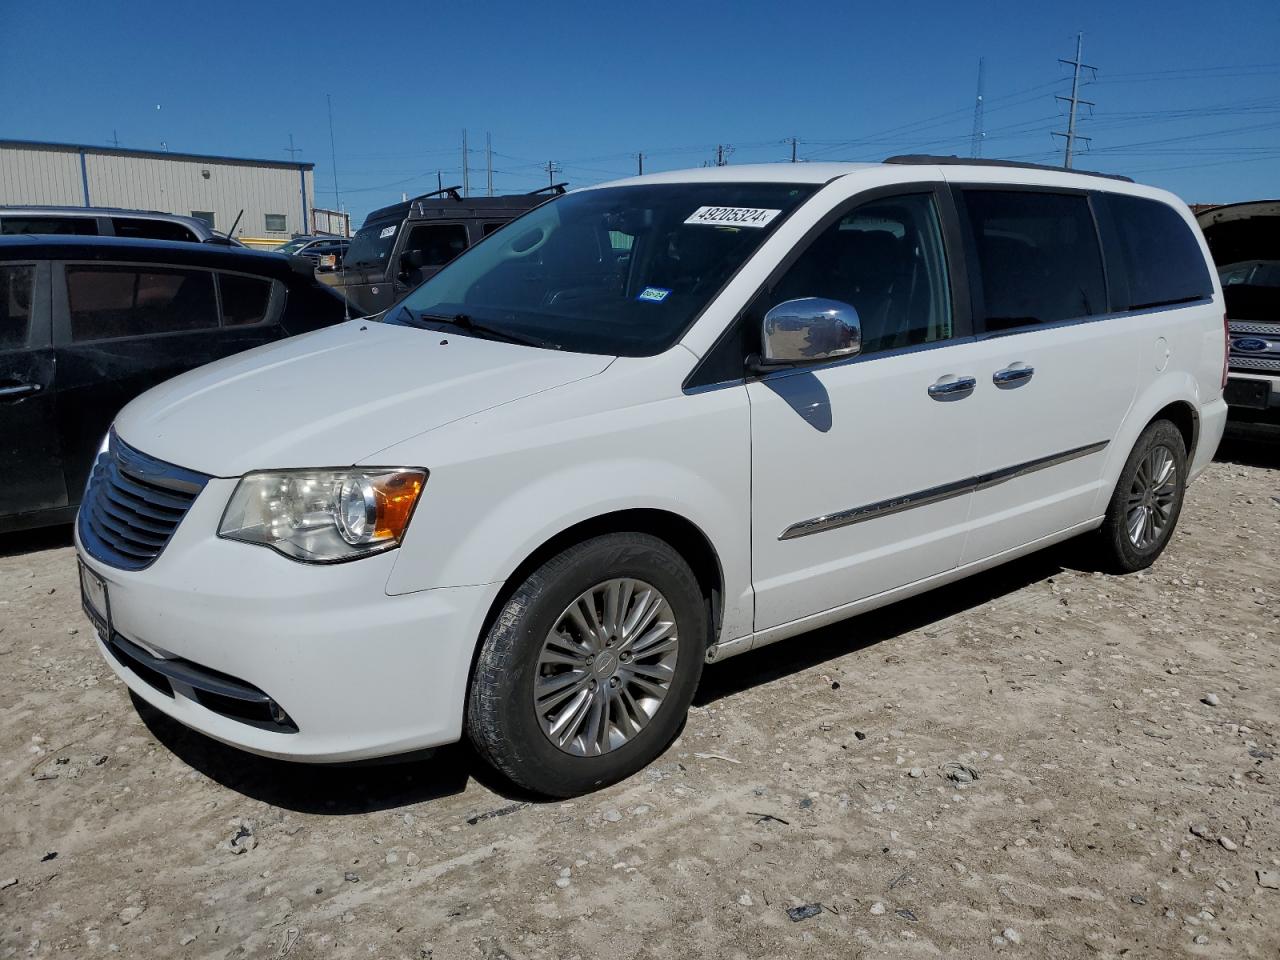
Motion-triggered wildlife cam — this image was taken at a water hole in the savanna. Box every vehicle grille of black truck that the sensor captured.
[78,434,210,570]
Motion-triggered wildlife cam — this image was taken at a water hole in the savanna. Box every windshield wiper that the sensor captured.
[406,310,561,350]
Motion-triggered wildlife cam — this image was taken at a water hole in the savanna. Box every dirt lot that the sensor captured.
[2,425,1278,960]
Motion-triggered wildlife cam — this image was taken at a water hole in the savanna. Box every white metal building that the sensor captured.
[0,139,317,243]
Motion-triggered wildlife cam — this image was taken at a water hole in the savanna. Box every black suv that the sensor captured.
[0,235,349,532]
[332,184,565,315]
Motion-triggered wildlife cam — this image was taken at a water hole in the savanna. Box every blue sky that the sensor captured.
[2,0,1278,223]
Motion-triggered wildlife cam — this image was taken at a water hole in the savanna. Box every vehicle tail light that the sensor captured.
[1221,312,1229,390]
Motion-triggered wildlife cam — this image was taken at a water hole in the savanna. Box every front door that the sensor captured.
[0,261,63,522]
[749,189,984,632]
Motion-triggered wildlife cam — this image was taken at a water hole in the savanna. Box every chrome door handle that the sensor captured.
[993,364,1035,387]
[0,382,42,400]
[928,375,976,400]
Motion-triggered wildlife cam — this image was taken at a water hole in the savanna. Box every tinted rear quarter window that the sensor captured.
[66,265,218,341]
[1102,194,1212,310]
[110,217,199,243]
[0,264,35,350]
[2,216,98,236]
[218,273,273,326]
[963,190,1106,332]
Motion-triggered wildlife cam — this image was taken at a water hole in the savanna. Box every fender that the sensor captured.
[381,359,755,643]
[1091,370,1201,517]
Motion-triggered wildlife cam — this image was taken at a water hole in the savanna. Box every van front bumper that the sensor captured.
[77,478,498,763]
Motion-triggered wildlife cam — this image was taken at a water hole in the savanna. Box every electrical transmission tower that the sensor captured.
[969,59,985,158]
[284,133,302,161]
[1052,32,1096,169]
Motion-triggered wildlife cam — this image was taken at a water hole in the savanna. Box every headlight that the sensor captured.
[218,468,427,563]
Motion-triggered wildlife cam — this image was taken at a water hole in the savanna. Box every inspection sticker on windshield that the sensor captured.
[379,225,397,239]
[637,286,671,303]
[684,206,781,228]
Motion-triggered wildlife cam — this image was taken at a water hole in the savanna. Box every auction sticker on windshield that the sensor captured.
[379,225,397,239]
[684,206,781,228]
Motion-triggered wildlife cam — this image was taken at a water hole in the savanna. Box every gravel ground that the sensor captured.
[2,423,1278,960]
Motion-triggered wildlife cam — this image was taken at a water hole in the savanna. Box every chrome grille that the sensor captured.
[1228,321,1280,336]
[78,434,211,571]
[1229,355,1280,373]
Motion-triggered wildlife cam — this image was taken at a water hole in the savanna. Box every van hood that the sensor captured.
[114,320,613,476]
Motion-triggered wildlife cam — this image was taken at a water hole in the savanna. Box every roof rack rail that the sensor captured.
[527,182,569,196]
[884,154,1133,183]
[410,185,464,208]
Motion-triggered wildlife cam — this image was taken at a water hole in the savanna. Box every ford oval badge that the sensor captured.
[1232,337,1268,352]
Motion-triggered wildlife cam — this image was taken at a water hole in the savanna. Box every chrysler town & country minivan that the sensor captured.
[76,158,1227,796]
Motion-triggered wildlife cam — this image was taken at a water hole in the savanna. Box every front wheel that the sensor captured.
[466,533,705,797]
[1093,419,1188,573]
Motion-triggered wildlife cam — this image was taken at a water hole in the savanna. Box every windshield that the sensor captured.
[273,239,309,255]
[344,218,402,270]
[388,182,815,356]
[1219,260,1280,288]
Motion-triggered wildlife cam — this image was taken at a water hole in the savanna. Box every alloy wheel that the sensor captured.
[1125,443,1177,550]
[533,578,679,757]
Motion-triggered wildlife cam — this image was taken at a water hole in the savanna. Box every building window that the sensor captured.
[264,214,287,233]
[191,211,215,228]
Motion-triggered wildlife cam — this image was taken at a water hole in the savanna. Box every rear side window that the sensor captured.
[218,273,273,326]
[1103,194,1213,310]
[2,216,98,236]
[963,190,1106,332]
[66,265,218,341]
[110,218,198,243]
[0,264,35,350]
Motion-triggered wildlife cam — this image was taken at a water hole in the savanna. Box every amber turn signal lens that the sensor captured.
[372,472,425,540]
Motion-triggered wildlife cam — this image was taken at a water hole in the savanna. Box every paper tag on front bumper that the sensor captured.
[684,206,781,228]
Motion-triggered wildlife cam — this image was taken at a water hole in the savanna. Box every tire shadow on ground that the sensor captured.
[131,692,541,814]
[1215,420,1280,470]
[0,522,73,559]
[694,547,1069,707]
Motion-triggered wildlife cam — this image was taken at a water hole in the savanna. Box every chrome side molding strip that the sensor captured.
[779,440,1109,541]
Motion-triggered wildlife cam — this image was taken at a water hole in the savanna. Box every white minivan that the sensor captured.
[76,157,1227,796]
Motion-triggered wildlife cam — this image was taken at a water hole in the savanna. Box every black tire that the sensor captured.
[1093,419,1188,573]
[466,532,706,798]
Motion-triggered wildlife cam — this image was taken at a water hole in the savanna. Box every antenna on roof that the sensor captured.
[227,209,244,238]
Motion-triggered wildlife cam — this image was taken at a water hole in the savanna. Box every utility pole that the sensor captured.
[461,129,470,197]
[437,170,443,192]
[485,132,493,197]
[785,137,799,162]
[1052,32,1096,169]
[108,129,121,148]
[284,133,302,161]
[715,144,734,166]
[969,59,985,158]
[326,95,340,221]
[544,160,562,187]
[635,152,644,175]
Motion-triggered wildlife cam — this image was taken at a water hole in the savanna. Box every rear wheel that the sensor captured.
[1093,419,1187,573]
[466,533,705,797]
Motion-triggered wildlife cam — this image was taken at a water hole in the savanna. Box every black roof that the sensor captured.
[362,184,567,227]
[0,234,314,278]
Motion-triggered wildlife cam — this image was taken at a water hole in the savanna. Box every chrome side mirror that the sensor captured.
[754,297,862,370]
